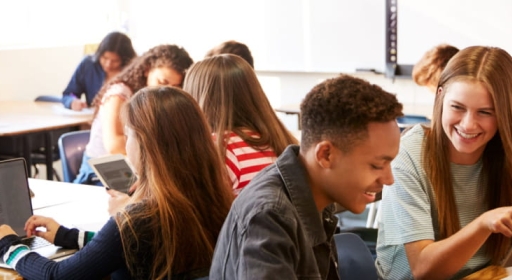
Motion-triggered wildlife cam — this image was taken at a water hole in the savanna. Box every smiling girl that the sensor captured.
[376,46,512,279]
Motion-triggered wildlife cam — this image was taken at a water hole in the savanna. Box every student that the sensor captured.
[183,54,298,195]
[376,46,512,279]
[412,44,459,93]
[210,74,403,279]
[0,86,234,279]
[205,40,254,68]
[62,31,137,111]
[74,44,193,185]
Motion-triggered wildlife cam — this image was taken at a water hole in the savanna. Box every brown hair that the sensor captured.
[93,31,137,68]
[118,86,233,279]
[205,40,254,68]
[300,74,403,152]
[423,46,512,264]
[412,44,459,90]
[183,54,297,160]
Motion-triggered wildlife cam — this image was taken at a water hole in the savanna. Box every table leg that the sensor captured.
[22,136,32,177]
[45,132,53,180]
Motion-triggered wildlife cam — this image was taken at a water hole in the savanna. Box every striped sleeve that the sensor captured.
[224,132,276,195]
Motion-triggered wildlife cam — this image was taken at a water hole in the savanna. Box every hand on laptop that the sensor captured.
[0,224,16,239]
[107,189,131,217]
[24,215,60,244]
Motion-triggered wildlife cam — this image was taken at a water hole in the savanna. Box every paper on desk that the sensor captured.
[51,104,94,117]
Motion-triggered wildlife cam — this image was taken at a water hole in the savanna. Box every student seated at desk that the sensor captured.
[183,54,298,195]
[210,74,403,279]
[376,46,512,279]
[74,44,193,186]
[62,31,137,111]
[0,86,234,279]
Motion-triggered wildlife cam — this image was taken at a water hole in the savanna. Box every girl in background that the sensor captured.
[183,54,298,194]
[74,44,193,185]
[62,31,137,111]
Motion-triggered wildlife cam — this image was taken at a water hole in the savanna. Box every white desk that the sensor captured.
[0,101,92,179]
[0,179,110,279]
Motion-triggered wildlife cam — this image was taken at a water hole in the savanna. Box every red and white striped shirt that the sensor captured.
[224,132,276,195]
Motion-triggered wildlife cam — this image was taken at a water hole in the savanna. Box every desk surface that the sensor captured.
[275,103,434,118]
[0,179,110,279]
[0,101,92,136]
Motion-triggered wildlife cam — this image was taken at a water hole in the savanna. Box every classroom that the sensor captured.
[1,0,512,279]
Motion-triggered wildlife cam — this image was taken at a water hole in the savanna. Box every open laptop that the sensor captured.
[0,158,76,268]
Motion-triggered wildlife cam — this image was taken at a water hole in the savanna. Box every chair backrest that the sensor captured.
[397,115,430,132]
[334,232,378,280]
[58,130,90,182]
[35,95,62,103]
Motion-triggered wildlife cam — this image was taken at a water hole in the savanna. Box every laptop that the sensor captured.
[0,158,76,268]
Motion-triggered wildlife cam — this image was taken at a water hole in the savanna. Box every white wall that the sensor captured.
[0,45,433,131]
[0,46,84,101]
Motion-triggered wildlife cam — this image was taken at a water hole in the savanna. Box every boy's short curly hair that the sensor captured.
[300,74,403,152]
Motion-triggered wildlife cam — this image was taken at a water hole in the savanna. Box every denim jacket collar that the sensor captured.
[276,145,337,246]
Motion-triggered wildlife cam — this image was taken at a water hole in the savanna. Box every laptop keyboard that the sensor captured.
[20,237,52,250]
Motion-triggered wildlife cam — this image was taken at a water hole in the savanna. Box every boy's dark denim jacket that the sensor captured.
[211,145,340,279]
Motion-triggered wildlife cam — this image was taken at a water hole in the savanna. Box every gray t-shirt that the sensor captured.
[376,124,489,279]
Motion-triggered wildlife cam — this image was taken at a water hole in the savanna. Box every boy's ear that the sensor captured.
[314,141,334,169]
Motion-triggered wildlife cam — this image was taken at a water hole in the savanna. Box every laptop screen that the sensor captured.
[0,158,33,236]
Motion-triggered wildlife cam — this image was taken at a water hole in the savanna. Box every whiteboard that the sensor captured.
[397,0,512,65]
[128,0,385,73]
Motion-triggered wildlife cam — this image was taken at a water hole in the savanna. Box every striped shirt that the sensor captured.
[224,132,276,195]
[376,124,489,280]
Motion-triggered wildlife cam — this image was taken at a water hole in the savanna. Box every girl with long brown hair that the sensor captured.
[183,54,298,195]
[0,86,233,279]
[377,46,512,279]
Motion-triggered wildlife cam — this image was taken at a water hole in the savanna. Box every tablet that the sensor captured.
[88,154,135,193]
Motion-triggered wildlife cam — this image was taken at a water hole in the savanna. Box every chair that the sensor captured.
[35,95,62,103]
[397,115,430,132]
[58,130,90,183]
[334,232,378,280]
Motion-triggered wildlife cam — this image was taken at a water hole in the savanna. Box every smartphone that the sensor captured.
[88,154,135,194]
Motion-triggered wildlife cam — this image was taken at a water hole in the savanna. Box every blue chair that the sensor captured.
[397,115,430,132]
[334,232,378,280]
[58,130,90,183]
[35,95,62,103]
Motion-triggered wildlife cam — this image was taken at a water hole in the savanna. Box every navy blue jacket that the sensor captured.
[62,56,105,108]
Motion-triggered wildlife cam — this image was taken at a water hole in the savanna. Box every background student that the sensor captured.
[377,46,512,279]
[62,31,137,111]
[183,54,297,195]
[205,40,254,68]
[0,86,233,279]
[210,74,403,279]
[412,43,459,94]
[74,44,193,185]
